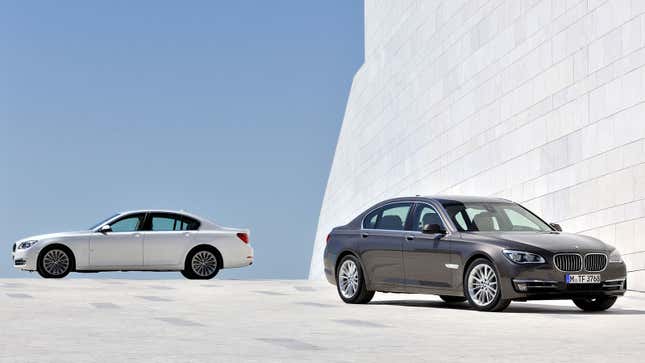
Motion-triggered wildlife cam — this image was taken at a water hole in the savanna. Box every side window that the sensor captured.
[363,210,379,229]
[150,214,200,231]
[374,204,411,231]
[110,214,144,232]
[183,217,200,231]
[413,204,444,231]
[453,212,468,231]
[151,215,179,231]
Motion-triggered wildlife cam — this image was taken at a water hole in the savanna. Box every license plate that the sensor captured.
[566,274,601,284]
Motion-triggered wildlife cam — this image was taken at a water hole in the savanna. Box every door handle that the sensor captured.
[184,232,190,237]
[405,235,415,241]
[134,233,141,238]
[361,233,369,239]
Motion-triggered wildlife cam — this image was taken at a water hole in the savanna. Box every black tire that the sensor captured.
[37,246,74,279]
[336,255,374,304]
[440,295,467,303]
[464,258,511,312]
[572,296,617,312]
[182,247,221,280]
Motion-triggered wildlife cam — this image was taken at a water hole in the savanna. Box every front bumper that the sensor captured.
[499,259,628,300]
[11,246,39,271]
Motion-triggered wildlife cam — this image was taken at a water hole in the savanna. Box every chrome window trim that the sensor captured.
[360,200,415,232]
[95,212,147,233]
[360,199,456,234]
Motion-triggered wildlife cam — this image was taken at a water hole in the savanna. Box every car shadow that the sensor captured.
[369,300,645,315]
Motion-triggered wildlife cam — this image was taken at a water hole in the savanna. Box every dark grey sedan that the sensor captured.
[323,196,627,312]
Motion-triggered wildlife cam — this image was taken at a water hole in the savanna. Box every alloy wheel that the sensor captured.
[191,251,218,277]
[42,249,70,276]
[467,263,498,306]
[338,259,359,299]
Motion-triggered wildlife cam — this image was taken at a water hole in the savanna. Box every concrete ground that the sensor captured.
[1,279,644,362]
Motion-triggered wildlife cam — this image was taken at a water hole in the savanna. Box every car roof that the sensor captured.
[120,209,195,216]
[118,209,207,221]
[113,210,221,230]
[423,195,513,204]
[377,195,513,204]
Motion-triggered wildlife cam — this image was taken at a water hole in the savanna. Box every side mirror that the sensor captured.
[98,224,112,234]
[550,223,562,232]
[422,224,446,235]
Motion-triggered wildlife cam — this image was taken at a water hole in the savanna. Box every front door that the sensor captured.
[90,213,145,268]
[403,203,454,291]
[359,203,412,289]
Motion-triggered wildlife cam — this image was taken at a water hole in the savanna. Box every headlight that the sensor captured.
[503,250,545,264]
[609,249,623,263]
[17,240,38,250]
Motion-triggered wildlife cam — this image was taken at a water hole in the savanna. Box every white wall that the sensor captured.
[310,0,645,290]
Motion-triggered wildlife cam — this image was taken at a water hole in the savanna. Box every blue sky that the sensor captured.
[0,1,364,279]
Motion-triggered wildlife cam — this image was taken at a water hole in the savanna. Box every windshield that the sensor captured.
[89,213,120,230]
[441,202,553,232]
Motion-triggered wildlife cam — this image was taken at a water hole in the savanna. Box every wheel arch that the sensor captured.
[38,243,77,271]
[335,250,371,288]
[185,244,224,269]
[462,252,494,280]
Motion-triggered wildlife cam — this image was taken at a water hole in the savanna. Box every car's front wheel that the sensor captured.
[464,258,511,312]
[572,296,617,312]
[182,248,220,280]
[336,255,374,304]
[37,246,73,279]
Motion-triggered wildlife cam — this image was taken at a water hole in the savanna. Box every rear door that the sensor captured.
[142,213,199,268]
[403,203,454,291]
[359,203,412,290]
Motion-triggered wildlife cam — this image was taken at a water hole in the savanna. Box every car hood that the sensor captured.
[18,231,91,243]
[460,231,610,253]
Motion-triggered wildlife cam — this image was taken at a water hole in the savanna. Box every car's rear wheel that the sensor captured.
[440,295,467,303]
[464,258,510,312]
[37,247,73,279]
[572,296,617,312]
[182,248,220,280]
[336,255,374,304]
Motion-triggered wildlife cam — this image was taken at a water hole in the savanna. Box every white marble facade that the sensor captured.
[310,0,645,290]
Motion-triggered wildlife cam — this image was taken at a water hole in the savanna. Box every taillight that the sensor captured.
[237,233,249,244]
[326,233,331,243]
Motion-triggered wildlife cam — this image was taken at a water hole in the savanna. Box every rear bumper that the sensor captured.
[323,247,338,285]
[223,244,254,268]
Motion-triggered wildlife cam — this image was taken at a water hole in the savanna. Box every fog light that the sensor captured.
[516,282,528,292]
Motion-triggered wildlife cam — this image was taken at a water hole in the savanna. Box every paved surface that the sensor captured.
[2,279,645,362]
